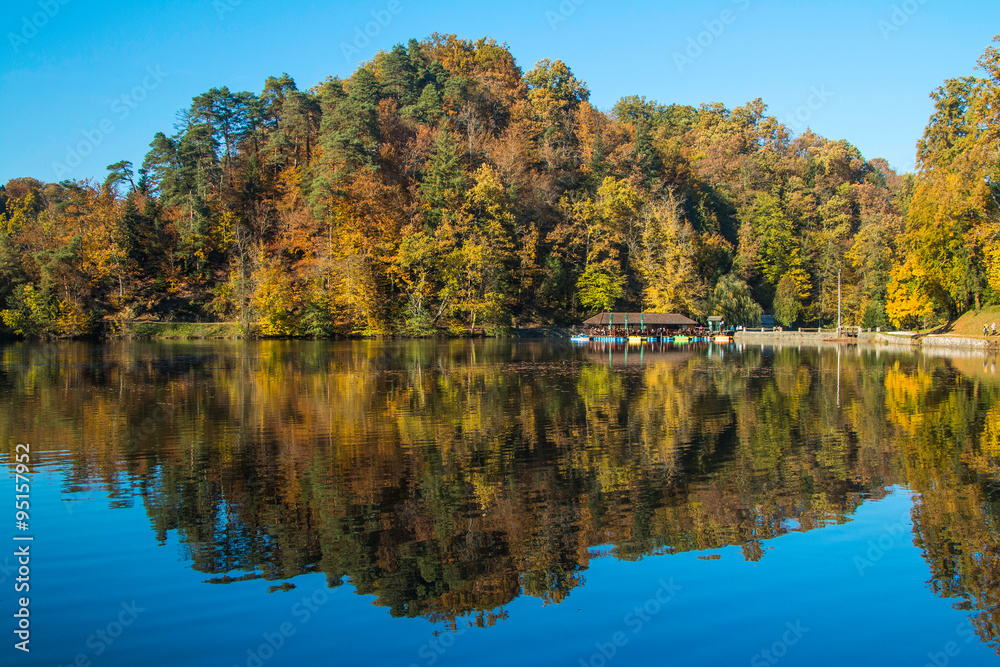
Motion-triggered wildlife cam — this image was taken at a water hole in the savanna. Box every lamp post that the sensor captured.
[837,269,842,337]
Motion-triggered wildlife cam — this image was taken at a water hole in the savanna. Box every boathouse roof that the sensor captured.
[582,312,699,326]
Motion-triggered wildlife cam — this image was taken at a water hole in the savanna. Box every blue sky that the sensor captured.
[2,0,998,185]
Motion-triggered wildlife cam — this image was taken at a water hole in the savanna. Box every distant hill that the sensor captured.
[1,34,998,339]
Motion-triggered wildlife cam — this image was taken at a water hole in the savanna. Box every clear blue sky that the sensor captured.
[2,0,998,185]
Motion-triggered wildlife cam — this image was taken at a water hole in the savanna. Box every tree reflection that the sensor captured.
[1,340,999,644]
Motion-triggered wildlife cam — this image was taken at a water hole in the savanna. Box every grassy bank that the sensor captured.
[126,322,244,339]
[929,306,1000,338]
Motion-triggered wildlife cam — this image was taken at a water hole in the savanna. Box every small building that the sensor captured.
[582,312,699,333]
[707,316,725,333]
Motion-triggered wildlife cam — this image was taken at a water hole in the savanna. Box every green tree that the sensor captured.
[773,273,802,326]
[322,68,383,174]
[380,44,419,106]
[711,274,763,327]
[577,262,625,313]
[420,129,466,229]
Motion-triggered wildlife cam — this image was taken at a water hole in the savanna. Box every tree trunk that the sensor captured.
[431,297,450,325]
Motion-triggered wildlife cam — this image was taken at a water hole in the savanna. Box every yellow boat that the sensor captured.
[628,336,642,344]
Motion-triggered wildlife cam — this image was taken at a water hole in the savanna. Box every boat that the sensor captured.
[628,336,642,344]
[570,335,590,342]
[673,336,690,343]
[713,335,733,343]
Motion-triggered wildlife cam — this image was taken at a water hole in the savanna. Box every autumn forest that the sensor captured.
[2,34,1000,338]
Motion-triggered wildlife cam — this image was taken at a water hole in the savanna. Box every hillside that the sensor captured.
[1,34,998,338]
[931,305,1000,338]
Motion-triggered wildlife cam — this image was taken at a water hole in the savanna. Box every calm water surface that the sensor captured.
[2,339,1000,666]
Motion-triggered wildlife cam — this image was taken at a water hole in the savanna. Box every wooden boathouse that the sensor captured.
[582,312,699,332]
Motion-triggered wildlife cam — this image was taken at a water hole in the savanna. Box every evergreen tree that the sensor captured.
[419,129,466,229]
[103,160,136,195]
[404,84,443,124]
[381,44,418,106]
[323,68,383,174]
[634,121,662,188]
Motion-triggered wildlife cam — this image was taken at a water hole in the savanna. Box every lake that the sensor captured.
[2,339,1000,666]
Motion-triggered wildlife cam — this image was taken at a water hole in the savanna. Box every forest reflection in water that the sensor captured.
[2,339,1000,649]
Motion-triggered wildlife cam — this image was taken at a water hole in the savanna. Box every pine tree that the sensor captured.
[323,68,383,174]
[419,130,466,229]
[405,84,443,124]
[380,44,418,106]
[634,121,662,188]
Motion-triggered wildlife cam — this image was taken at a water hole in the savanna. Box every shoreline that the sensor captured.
[5,325,998,354]
[734,330,999,353]
[1,322,579,342]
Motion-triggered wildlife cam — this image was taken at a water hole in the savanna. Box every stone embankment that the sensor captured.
[877,333,998,352]
[735,330,864,343]
[734,329,998,353]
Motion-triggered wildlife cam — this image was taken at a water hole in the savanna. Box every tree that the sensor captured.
[773,273,802,326]
[103,160,136,195]
[419,129,466,229]
[639,196,703,316]
[432,165,516,332]
[379,44,419,106]
[711,274,763,327]
[577,262,625,313]
[405,84,443,124]
[322,68,383,174]
[886,258,936,329]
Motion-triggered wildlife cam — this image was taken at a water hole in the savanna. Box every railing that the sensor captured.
[736,326,871,336]
[836,326,862,337]
[738,327,834,333]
